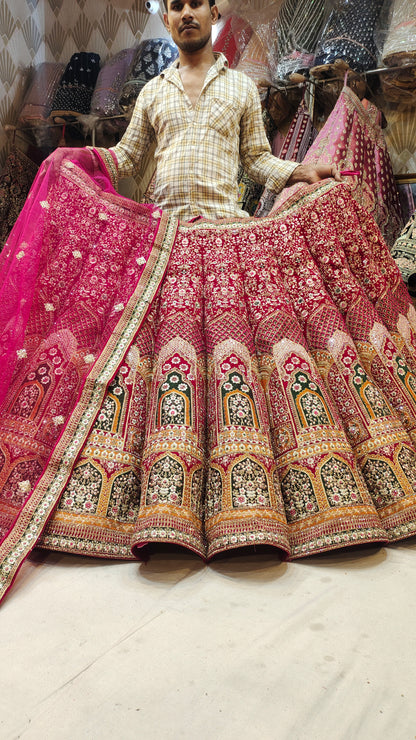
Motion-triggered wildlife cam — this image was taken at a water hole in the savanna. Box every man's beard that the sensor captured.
[176,28,212,53]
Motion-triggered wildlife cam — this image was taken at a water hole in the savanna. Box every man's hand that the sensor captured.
[287,164,341,186]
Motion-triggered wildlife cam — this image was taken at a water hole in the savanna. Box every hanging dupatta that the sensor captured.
[0,147,177,603]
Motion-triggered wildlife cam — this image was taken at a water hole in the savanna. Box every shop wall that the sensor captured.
[0,0,160,165]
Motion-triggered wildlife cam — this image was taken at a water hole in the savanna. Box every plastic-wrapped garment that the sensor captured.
[119,39,178,116]
[19,63,65,124]
[90,47,137,128]
[382,0,416,66]
[0,147,38,250]
[50,53,100,118]
[213,15,252,68]
[391,211,416,282]
[236,31,272,91]
[314,0,385,72]
[271,84,402,247]
[272,0,327,79]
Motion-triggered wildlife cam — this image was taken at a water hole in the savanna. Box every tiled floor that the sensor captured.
[2,541,416,739]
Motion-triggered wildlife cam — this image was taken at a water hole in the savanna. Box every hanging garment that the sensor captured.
[254,101,318,217]
[313,0,385,73]
[0,146,39,250]
[391,211,416,283]
[19,62,65,125]
[271,0,327,79]
[50,53,101,119]
[213,15,252,68]
[271,84,403,248]
[2,150,416,602]
[118,39,179,117]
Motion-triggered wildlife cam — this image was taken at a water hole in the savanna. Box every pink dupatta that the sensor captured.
[0,147,177,601]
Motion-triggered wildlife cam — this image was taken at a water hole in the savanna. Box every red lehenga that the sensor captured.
[1,148,416,602]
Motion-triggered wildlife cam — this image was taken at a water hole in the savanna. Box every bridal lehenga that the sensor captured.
[0,146,415,602]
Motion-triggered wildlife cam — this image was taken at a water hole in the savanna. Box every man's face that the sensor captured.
[164,1,218,54]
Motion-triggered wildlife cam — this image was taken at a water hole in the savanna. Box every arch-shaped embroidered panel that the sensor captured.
[398,446,416,492]
[363,458,405,508]
[157,371,192,427]
[190,468,204,518]
[290,370,332,428]
[146,455,184,506]
[221,371,259,429]
[107,469,140,522]
[281,468,319,522]
[58,461,103,514]
[94,376,126,433]
[205,467,223,519]
[231,457,270,508]
[320,457,363,507]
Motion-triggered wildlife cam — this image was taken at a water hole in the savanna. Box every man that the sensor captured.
[110,0,338,220]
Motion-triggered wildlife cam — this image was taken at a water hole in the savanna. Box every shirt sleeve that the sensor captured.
[109,86,156,180]
[239,79,298,193]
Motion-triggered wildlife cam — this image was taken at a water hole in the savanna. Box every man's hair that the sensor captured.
[163,0,216,8]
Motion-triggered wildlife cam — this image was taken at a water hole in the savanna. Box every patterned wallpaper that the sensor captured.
[0,0,167,164]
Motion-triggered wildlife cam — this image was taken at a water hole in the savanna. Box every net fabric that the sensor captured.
[0,147,161,409]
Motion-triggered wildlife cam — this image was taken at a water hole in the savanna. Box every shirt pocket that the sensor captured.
[209,98,240,139]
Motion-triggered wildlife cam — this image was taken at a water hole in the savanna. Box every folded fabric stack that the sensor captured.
[50,52,101,119]
[19,62,65,125]
[381,0,416,105]
[118,38,178,117]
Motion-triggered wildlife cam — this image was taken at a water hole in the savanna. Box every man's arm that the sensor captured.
[239,81,298,192]
[109,87,156,180]
[239,80,340,192]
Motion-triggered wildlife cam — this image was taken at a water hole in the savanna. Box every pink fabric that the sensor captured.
[271,85,403,247]
[0,148,162,408]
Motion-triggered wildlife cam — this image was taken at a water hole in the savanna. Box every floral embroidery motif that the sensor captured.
[231,458,271,508]
[190,468,204,518]
[397,446,416,492]
[107,470,140,522]
[290,370,332,427]
[205,468,223,518]
[320,457,363,507]
[2,460,43,506]
[94,377,125,433]
[146,455,184,506]
[59,462,103,514]
[221,371,259,428]
[157,371,192,427]
[281,468,319,522]
[362,458,405,508]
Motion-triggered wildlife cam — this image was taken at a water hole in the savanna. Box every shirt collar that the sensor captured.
[161,51,229,82]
